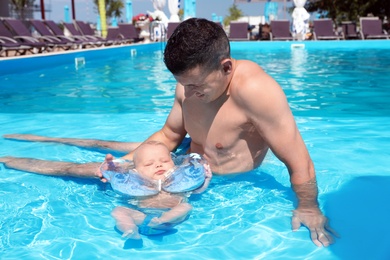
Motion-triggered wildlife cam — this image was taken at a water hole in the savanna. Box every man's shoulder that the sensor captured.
[236,59,263,69]
[234,60,266,81]
[230,60,282,106]
[231,60,267,92]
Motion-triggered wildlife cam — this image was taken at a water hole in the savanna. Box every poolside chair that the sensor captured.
[341,21,360,39]
[44,20,92,49]
[270,20,294,41]
[359,18,389,40]
[2,18,52,53]
[29,19,77,50]
[313,19,343,40]
[74,20,115,45]
[167,22,180,39]
[0,20,32,56]
[63,22,104,47]
[106,27,127,45]
[228,22,249,41]
[117,23,144,43]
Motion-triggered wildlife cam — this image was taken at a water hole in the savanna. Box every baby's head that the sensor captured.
[133,141,175,180]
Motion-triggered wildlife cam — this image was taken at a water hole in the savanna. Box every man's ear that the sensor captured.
[221,59,233,74]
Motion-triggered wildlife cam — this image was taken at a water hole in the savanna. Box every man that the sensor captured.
[0,18,335,246]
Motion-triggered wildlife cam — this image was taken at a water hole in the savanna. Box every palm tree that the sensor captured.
[306,0,390,23]
[223,4,243,27]
[93,0,124,19]
[10,0,35,20]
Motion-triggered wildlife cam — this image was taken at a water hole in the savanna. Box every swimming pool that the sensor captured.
[0,40,389,259]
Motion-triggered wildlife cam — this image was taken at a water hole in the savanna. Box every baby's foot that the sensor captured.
[148,217,163,228]
[122,229,141,240]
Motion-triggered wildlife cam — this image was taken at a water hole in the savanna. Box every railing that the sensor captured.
[149,21,167,42]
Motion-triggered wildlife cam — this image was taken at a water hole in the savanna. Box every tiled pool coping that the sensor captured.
[1,40,389,76]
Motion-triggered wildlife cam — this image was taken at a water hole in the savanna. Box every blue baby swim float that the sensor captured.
[100,153,207,197]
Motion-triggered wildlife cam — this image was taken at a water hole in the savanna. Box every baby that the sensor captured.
[110,140,211,239]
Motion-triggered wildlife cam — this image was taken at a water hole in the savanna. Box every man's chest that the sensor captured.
[183,103,250,143]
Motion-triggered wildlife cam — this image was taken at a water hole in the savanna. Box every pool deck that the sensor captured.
[0,40,389,76]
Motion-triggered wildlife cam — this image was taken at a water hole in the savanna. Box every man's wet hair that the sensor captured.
[164,18,231,75]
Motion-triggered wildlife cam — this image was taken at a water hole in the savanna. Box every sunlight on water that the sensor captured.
[0,43,389,259]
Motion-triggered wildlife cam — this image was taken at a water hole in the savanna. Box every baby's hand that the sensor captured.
[97,154,116,182]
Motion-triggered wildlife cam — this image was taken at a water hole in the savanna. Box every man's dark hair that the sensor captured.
[164,18,231,75]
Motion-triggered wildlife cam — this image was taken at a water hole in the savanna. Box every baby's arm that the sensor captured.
[149,203,193,227]
[192,163,212,194]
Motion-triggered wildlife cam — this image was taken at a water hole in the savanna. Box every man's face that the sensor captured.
[134,144,175,180]
[174,64,230,103]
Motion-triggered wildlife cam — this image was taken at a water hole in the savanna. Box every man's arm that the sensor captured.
[291,177,335,247]
[235,67,335,246]
[122,84,188,161]
[98,85,187,181]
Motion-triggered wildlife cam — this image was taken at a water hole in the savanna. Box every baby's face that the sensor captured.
[135,144,175,180]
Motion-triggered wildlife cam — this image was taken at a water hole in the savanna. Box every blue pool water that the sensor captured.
[0,41,390,259]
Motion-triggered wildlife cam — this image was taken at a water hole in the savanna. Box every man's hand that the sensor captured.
[95,153,115,182]
[204,163,212,179]
[291,177,338,247]
[292,208,338,247]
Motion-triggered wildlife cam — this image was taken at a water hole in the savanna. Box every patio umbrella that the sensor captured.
[153,0,166,11]
[126,0,133,23]
[149,0,169,28]
[292,0,310,40]
[64,5,70,22]
[233,0,290,20]
[234,0,288,3]
[168,0,180,22]
[184,0,196,20]
[265,1,279,22]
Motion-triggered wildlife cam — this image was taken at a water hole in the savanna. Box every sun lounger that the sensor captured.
[29,19,76,50]
[44,20,92,49]
[167,22,180,39]
[270,20,294,41]
[117,23,144,43]
[341,21,360,39]
[313,19,343,40]
[63,22,104,47]
[359,18,389,40]
[229,22,249,41]
[105,27,128,45]
[2,18,54,53]
[74,20,116,45]
[0,20,32,57]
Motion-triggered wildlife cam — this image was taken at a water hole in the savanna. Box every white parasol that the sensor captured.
[292,0,310,40]
[168,0,180,22]
[148,0,169,28]
[152,0,166,11]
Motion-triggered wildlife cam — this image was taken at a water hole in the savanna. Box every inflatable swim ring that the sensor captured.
[100,153,207,197]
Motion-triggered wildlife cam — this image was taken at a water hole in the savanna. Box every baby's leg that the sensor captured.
[149,203,193,227]
[3,134,141,153]
[111,206,147,239]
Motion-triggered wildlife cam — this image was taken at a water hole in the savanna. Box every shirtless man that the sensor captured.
[0,18,335,246]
